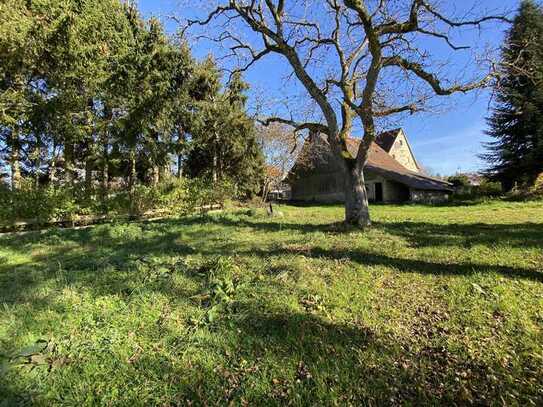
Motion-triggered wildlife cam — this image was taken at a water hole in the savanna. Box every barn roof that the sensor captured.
[345,137,452,192]
[375,128,402,152]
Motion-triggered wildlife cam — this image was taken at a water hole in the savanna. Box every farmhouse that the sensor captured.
[287,129,452,204]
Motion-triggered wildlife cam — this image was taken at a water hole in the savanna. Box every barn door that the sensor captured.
[375,182,383,202]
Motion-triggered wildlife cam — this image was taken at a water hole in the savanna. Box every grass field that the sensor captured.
[1,201,542,405]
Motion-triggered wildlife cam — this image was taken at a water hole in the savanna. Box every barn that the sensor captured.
[287,129,452,204]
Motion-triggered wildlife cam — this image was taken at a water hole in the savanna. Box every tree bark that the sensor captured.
[100,138,109,207]
[50,146,57,185]
[9,129,21,190]
[128,147,137,194]
[212,131,218,183]
[177,127,185,178]
[344,165,371,227]
[85,158,93,194]
[177,154,183,178]
[64,143,76,184]
[152,165,160,186]
[101,106,112,203]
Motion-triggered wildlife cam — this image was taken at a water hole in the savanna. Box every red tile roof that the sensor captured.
[345,137,452,191]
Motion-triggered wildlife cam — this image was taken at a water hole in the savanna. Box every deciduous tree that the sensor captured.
[185,1,510,227]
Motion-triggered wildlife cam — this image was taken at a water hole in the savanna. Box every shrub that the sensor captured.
[157,178,191,214]
[451,179,503,201]
[447,175,471,188]
[506,173,543,201]
[477,180,503,197]
[185,177,236,214]
[0,176,240,227]
[0,181,85,224]
[533,172,543,193]
[129,184,163,216]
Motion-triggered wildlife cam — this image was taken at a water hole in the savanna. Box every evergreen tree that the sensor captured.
[186,69,265,197]
[483,0,543,190]
[0,0,261,219]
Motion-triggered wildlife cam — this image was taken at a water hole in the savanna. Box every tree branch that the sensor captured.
[384,56,497,95]
[258,116,329,135]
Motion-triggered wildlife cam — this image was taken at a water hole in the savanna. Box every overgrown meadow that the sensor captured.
[1,201,542,405]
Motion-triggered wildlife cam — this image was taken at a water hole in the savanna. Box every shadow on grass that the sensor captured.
[216,308,512,404]
[1,214,541,313]
[1,302,515,405]
[375,221,543,249]
[253,245,543,282]
[1,214,542,404]
[1,212,542,306]
[166,212,543,249]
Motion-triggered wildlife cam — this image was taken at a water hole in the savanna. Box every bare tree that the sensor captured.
[256,123,298,201]
[183,1,510,227]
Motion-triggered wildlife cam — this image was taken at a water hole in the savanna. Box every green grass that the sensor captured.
[1,201,542,405]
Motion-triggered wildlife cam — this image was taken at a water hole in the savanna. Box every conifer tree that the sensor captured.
[186,68,264,197]
[484,0,543,190]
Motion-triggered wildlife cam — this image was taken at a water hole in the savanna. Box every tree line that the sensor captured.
[0,0,264,220]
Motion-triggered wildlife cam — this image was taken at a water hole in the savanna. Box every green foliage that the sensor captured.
[185,177,237,213]
[452,180,503,201]
[197,256,245,323]
[483,0,543,190]
[0,202,542,404]
[506,172,543,201]
[1,2,264,221]
[185,70,265,197]
[0,176,240,227]
[447,174,470,188]
[477,180,503,197]
[0,0,262,224]
[129,184,164,216]
[0,181,81,224]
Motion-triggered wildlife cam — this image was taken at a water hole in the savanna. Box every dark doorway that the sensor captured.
[375,182,383,202]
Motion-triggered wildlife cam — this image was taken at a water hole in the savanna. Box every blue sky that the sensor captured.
[139,0,520,176]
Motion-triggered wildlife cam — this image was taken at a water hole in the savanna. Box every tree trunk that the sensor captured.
[64,143,76,184]
[128,147,137,194]
[212,140,218,183]
[152,165,160,186]
[50,148,57,185]
[159,163,168,183]
[100,138,109,207]
[33,135,42,188]
[344,166,371,227]
[9,129,21,190]
[177,127,185,178]
[177,154,183,178]
[211,128,219,183]
[85,158,92,194]
[101,105,112,204]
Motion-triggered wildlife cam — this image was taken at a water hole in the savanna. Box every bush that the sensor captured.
[0,181,84,224]
[157,178,191,214]
[185,177,236,214]
[451,179,503,201]
[129,184,163,216]
[477,180,503,197]
[506,173,543,201]
[447,175,471,188]
[0,176,240,226]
